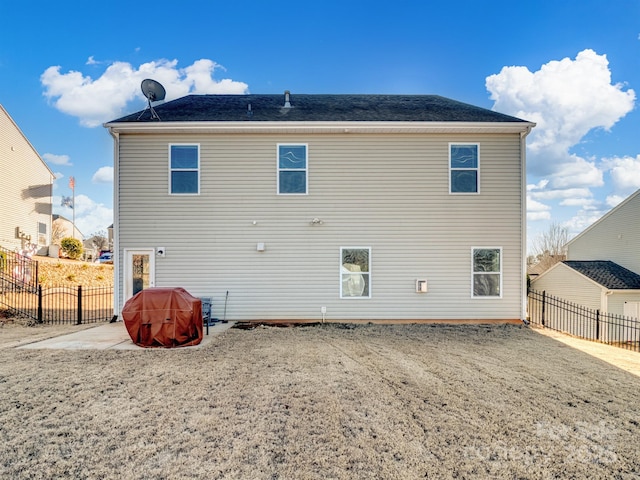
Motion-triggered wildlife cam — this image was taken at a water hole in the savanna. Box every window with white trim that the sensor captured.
[37,222,47,246]
[472,247,502,297]
[170,144,199,194]
[450,143,479,194]
[341,247,371,298]
[278,144,307,194]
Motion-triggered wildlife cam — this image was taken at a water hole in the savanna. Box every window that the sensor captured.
[450,143,479,193]
[472,247,502,297]
[341,247,371,298]
[170,144,199,194]
[37,222,47,246]
[278,144,307,194]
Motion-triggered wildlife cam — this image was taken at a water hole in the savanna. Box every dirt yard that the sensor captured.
[32,255,113,288]
[0,322,639,479]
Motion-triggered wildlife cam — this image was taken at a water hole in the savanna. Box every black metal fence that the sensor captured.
[1,273,113,325]
[528,289,640,352]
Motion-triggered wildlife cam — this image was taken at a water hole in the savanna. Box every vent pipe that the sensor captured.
[283,90,291,108]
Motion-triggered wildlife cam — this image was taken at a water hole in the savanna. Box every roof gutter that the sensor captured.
[103,120,536,136]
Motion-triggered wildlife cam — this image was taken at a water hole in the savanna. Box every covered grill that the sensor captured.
[122,287,203,348]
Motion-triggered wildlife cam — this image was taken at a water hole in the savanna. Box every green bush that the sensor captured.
[60,237,83,260]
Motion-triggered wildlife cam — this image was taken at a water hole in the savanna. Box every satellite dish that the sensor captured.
[138,79,166,120]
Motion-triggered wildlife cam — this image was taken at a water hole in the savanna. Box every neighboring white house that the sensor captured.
[531,190,640,319]
[52,214,84,242]
[531,260,640,318]
[105,92,534,322]
[0,105,54,254]
[566,189,640,274]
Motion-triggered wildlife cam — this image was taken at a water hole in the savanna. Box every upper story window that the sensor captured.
[278,144,307,194]
[341,247,371,298]
[450,143,479,194]
[170,144,199,195]
[472,247,502,298]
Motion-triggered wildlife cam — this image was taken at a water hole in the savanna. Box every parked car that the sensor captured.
[96,252,113,264]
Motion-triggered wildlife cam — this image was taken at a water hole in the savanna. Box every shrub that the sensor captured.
[66,274,77,282]
[60,238,83,260]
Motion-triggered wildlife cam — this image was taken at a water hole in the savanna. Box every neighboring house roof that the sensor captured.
[52,214,84,238]
[566,189,640,248]
[110,93,530,124]
[563,261,640,290]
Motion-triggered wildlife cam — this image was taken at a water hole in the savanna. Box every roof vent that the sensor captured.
[283,90,292,108]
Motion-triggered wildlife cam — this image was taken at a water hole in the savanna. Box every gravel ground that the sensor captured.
[0,322,639,479]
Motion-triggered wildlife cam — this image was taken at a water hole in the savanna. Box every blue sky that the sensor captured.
[1,0,638,252]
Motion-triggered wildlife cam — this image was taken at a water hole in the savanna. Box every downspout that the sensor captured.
[520,124,534,322]
[107,127,120,320]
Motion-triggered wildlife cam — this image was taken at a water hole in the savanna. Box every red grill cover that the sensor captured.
[122,287,203,348]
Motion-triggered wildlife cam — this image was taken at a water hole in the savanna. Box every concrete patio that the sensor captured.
[17,321,234,350]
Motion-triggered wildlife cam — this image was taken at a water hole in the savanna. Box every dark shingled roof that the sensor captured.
[563,261,640,290]
[110,94,529,123]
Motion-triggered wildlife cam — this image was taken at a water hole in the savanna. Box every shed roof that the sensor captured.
[110,93,529,124]
[563,261,640,290]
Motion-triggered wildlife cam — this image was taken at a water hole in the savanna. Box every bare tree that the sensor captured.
[531,223,569,272]
[51,222,65,245]
[88,231,109,252]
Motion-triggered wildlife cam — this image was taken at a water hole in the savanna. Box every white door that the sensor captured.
[124,249,155,303]
[624,301,640,320]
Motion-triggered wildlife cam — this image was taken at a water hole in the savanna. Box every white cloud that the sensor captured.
[527,211,551,221]
[487,49,635,154]
[526,195,551,221]
[564,211,605,235]
[559,197,598,209]
[43,153,71,166]
[486,49,635,194]
[527,179,549,191]
[602,154,640,190]
[549,155,603,189]
[41,58,249,127]
[92,166,113,184]
[527,196,550,211]
[605,194,626,208]
[528,187,592,201]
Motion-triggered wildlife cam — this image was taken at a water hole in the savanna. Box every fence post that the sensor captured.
[77,285,83,325]
[37,285,43,324]
[541,290,546,327]
[596,309,600,341]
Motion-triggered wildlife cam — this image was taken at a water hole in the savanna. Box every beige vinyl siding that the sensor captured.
[567,191,640,274]
[117,132,523,321]
[606,292,640,317]
[0,106,53,251]
[531,263,603,311]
